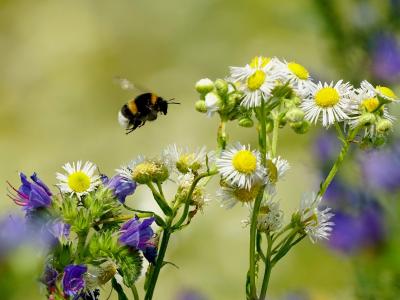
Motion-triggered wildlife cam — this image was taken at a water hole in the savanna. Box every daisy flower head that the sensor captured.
[229,56,279,108]
[265,153,290,184]
[277,61,311,96]
[360,80,399,103]
[117,156,168,184]
[257,200,283,233]
[301,80,353,127]
[162,144,209,174]
[176,173,210,211]
[217,183,261,209]
[299,193,334,243]
[216,143,265,190]
[57,161,101,198]
[347,89,396,136]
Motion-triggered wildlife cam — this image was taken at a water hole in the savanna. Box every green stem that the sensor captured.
[75,231,87,262]
[144,225,172,300]
[123,204,166,227]
[131,285,139,300]
[318,128,359,198]
[172,170,217,230]
[217,118,228,151]
[147,182,172,216]
[248,99,268,299]
[259,233,273,300]
[271,113,279,158]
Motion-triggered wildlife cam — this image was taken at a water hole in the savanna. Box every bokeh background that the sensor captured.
[0,0,399,299]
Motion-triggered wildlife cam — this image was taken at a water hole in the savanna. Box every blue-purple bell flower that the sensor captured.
[62,264,87,297]
[371,33,400,82]
[0,215,26,258]
[119,216,157,263]
[8,173,52,211]
[101,174,136,203]
[360,143,400,192]
[42,265,58,289]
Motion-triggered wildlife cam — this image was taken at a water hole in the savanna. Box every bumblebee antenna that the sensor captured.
[167,98,180,104]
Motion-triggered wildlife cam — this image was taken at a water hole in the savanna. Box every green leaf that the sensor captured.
[115,248,143,287]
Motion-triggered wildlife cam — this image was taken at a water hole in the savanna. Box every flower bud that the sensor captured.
[195,100,207,113]
[85,261,117,289]
[238,117,254,128]
[229,91,244,105]
[285,108,305,123]
[358,112,376,127]
[195,78,214,94]
[214,79,228,96]
[376,119,393,134]
[132,161,169,184]
[290,120,310,134]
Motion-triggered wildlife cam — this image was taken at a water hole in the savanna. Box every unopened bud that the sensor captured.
[214,79,229,96]
[286,108,305,123]
[238,117,254,128]
[195,100,207,113]
[376,119,393,134]
[195,78,214,94]
[290,120,310,134]
[358,113,376,127]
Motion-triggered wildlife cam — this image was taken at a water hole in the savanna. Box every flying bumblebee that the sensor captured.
[116,78,179,134]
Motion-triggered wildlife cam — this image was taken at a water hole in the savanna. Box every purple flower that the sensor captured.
[328,206,385,254]
[42,265,58,289]
[371,33,400,82]
[313,133,341,163]
[7,173,52,211]
[63,264,87,297]
[119,216,157,263]
[360,144,400,191]
[43,219,71,247]
[102,174,137,203]
[0,215,26,258]
[177,289,207,300]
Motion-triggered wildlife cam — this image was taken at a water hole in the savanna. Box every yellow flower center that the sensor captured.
[67,171,91,193]
[376,86,397,100]
[232,150,257,174]
[362,97,380,112]
[233,185,260,203]
[247,70,266,91]
[315,87,340,108]
[288,62,309,80]
[249,56,271,68]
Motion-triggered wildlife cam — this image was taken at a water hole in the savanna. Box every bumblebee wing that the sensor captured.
[113,77,150,93]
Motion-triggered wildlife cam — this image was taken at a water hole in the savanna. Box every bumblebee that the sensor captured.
[116,78,179,133]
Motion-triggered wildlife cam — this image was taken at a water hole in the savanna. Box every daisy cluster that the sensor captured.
[6,144,215,300]
[194,56,399,298]
[195,56,398,142]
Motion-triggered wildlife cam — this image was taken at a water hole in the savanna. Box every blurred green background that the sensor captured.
[1,0,396,299]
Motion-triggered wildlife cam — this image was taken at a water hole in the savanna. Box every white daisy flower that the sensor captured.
[216,143,266,190]
[359,80,399,102]
[274,60,313,96]
[116,155,146,180]
[229,56,279,108]
[257,200,283,233]
[265,153,290,184]
[176,173,210,210]
[229,56,274,82]
[163,144,209,174]
[217,183,261,209]
[346,89,396,137]
[56,161,101,198]
[301,80,353,127]
[299,193,334,243]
